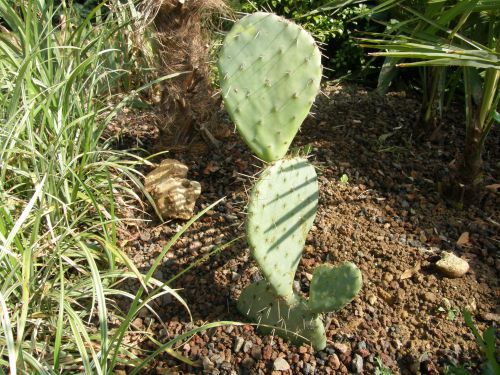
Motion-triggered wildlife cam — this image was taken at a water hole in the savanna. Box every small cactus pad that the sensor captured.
[247,157,318,298]
[218,12,322,162]
[308,263,362,314]
[238,280,327,350]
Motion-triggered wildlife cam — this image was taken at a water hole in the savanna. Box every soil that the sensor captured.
[115,83,499,374]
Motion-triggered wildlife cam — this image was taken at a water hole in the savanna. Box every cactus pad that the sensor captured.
[247,157,318,298]
[218,12,322,162]
[308,263,363,314]
[238,280,327,350]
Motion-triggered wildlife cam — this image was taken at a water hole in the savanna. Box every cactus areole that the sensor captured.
[219,12,362,351]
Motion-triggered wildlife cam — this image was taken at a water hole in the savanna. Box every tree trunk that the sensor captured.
[453,114,484,203]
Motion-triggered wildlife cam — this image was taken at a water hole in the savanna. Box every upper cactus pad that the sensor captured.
[246,157,318,298]
[218,12,322,162]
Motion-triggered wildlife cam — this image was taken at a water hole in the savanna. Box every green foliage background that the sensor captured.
[237,0,373,77]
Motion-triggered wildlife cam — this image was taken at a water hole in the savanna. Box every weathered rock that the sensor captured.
[273,357,290,371]
[352,354,364,373]
[145,159,188,183]
[233,336,244,352]
[435,252,469,278]
[145,159,201,220]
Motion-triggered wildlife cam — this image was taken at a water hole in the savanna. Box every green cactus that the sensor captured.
[218,12,322,162]
[237,280,326,349]
[219,12,362,351]
[247,157,318,299]
[238,156,362,350]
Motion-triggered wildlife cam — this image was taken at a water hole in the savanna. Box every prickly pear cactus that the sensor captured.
[247,157,318,299]
[219,12,362,351]
[218,12,322,162]
[237,280,326,349]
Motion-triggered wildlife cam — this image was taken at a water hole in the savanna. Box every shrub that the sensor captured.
[238,0,372,77]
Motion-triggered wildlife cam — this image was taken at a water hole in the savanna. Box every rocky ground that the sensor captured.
[115,83,499,374]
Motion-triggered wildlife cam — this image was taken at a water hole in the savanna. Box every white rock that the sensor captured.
[435,252,469,278]
[145,159,201,220]
[233,336,244,352]
[273,357,290,371]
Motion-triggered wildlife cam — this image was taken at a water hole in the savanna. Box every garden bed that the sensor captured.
[120,83,499,374]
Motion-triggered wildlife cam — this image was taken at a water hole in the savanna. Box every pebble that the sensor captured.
[329,353,341,370]
[294,280,301,292]
[242,357,255,368]
[303,363,313,374]
[243,340,253,353]
[352,354,364,373]
[333,342,349,354]
[202,356,214,371]
[357,341,367,350]
[423,292,437,304]
[251,346,262,360]
[273,357,290,371]
[221,362,232,371]
[435,252,469,278]
[234,337,244,352]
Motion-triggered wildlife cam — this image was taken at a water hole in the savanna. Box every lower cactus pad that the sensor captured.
[238,280,327,350]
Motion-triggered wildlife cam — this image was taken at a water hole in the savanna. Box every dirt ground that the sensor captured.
[115,83,499,374]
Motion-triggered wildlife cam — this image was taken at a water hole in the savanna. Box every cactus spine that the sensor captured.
[219,12,362,350]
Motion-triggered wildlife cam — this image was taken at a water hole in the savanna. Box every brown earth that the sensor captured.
[116,83,499,374]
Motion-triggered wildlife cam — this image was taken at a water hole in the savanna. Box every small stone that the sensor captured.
[139,231,151,242]
[243,340,253,353]
[423,292,437,304]
[435,252,469,278]
[358,348,370,358]
[293,280,301,292]
[262,345,273,360]
[234,337,244,352]
[357,341,367,351]
[273,357,290,371]
[251,346,262,360]
[383,273,394,283]
[367,294,377,305]
[303,363,313,374]
[299,346,308,354]
[202,356,214,371]
[333,342,349,354]
[482,312,500,323]
[132,318,143,329]
[352,354,364,373]
[329,353,340,370]
[242,357,255,368]
[221,362,232,371]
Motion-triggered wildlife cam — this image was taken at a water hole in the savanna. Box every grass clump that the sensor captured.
[0,0,232,372]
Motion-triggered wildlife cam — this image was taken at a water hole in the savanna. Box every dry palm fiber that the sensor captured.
[152,0,229,145]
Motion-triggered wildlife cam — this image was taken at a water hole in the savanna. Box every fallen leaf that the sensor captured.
[203,161,220,175]
[400,262,421,280]
[456,232,469,246]
[485,183,500,193]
